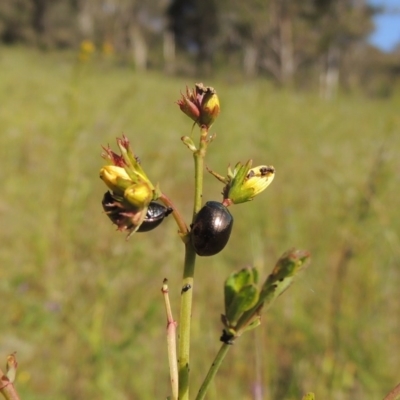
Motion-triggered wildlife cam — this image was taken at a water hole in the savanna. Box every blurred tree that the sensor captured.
[0,0,393,94]
[218,1,317,85]
[356,44,400,97]
[167,0,218,74]
[217,0,273,78]
[31,0,46,36]
[0,0,81,47]
[0,0,34,44]
[75,0,168,71]
[300,0,376,98]
[216,0,378,94]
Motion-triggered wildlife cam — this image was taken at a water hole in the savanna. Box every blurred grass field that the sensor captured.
[1,47,400,400]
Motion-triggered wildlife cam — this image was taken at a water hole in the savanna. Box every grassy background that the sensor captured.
[1,47,400,400]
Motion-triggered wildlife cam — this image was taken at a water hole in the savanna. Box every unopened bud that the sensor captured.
[177,83,220,128]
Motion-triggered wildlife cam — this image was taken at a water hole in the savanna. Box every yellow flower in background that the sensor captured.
[79,40,95,62]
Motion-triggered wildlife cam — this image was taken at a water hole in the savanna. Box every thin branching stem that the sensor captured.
[178,244,196,400]
[383,382,400,400]
[162,280,179,400]
[0,370,20,400]
[160,193,189,235]
[178,125,209,400]
[196,343,231,400]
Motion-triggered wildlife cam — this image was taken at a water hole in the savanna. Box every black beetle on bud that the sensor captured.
[191,201,233,256]
[102,191,172,233]
[138,202,173,232]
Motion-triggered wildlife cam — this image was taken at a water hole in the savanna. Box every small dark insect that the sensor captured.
[220,330,235,345]
[191,201,233,256]
[181,284,192,293]
[260,166,273,175]
[138,202,173,232]
[246,170,255,179]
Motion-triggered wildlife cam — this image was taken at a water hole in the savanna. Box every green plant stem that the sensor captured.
[196,343,231,400]
[178,126,209,400]
[178,243,196,400]
[192,127,208,217]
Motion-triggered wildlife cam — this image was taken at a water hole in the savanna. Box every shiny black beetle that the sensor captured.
[191,201,233,256]
[138,202,173,232]
[102,192,172,233]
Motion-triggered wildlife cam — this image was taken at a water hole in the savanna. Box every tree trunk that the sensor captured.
[243,43,258,78]
[31,0,47,35]
[163,30,175,74]
[129,24,147,71]
[278,12,294,86]
[320,45,340,99]
[77,0,94,38]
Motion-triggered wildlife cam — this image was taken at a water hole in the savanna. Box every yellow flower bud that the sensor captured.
[99,166,132,195]
[241,165,275,198]
[177,83,220,128]
[200,88,220,127]
[124,182,153,209]
[208,161,275,205]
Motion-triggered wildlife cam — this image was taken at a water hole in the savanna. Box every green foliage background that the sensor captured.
[1,47,400,399]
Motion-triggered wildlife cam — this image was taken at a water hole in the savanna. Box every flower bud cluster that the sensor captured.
[99,136,158,236]
[177,83,220,128]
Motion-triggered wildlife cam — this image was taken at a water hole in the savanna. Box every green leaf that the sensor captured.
[224,267,258,315]
[181,135,197,152]
[234,248,311,332]
[227,160,253,203]
[225,284,259,325]
[240,315,261,334]
[259,248,310,308]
